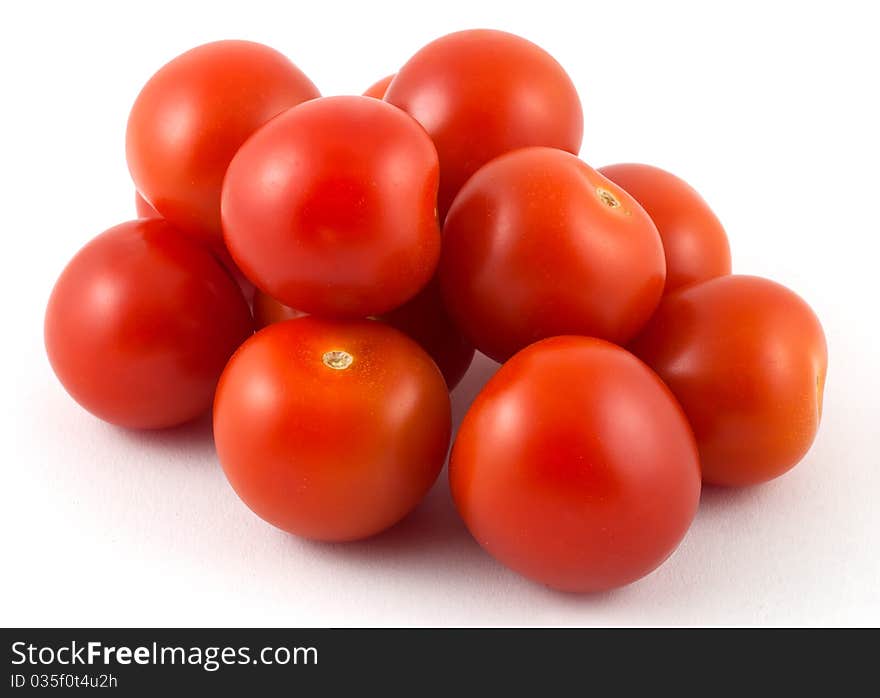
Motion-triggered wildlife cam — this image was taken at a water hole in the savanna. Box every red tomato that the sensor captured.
[450,336,701,592]
[134,191,160,218]
[380,278,475,390]
[440,147,665,362]
[252,280,475,390]
[126,40,319,245]
[214,317,451,541]
[363,74,394,99]
[252,289,307,328]
[385,29,583,219]
[630,275,827,486]
[599,163,731,293]
[222,95,441,318]
[45,219,253,429]
[135,191,255,304]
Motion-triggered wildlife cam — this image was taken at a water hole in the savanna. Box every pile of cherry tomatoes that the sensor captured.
[45,30,827,593]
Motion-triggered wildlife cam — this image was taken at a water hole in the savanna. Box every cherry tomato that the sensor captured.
[135,191,160,218]
[363,74,394,99]
[214,316,451,541]
[450,336,701,592]
[440,147,665,362]
[134,191,255,304]
[252,279,475,390]
[45,219,253,429]
[630,275,827,487]
[126,40,319,245]
[252,289,306,328]
[385,29,583,220]
[599,163,731,293]
[380,278,475,390]
[222,95,441,318]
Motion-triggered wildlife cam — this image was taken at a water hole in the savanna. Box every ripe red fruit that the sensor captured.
[385,29,583,220]
[214,317,451,541]
[45,219,253,429]
[222,95,441,318]
[599,163,731,293]
[451,336,701,592]
[363,74,394,98]
[630,275,828,486]
[440,147,665,362]
[252,279,475,390]
[126,40,320,245]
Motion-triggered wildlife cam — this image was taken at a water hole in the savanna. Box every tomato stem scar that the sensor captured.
[323,350,354,370]
[595,187,621,209]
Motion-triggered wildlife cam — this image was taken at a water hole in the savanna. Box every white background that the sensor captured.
[2,0,878,627]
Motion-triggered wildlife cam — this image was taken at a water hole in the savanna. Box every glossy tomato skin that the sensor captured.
[379,278,475,390]
[385,29,583,219]
[135,191,255,303]
[214,317,451,541]
[630,275,827,486]
[135,191,160,218]
[45,219,254,429]
[251,280,475,390]
[450,336,701,592]
[222,95,441,318]
[599,163,731,293]
[126,40,320,245]
[440,147,666,363]
[363,74,394,99]
[252,289,306,328]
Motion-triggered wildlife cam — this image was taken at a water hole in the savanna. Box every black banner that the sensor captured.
[1,628,870,693]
